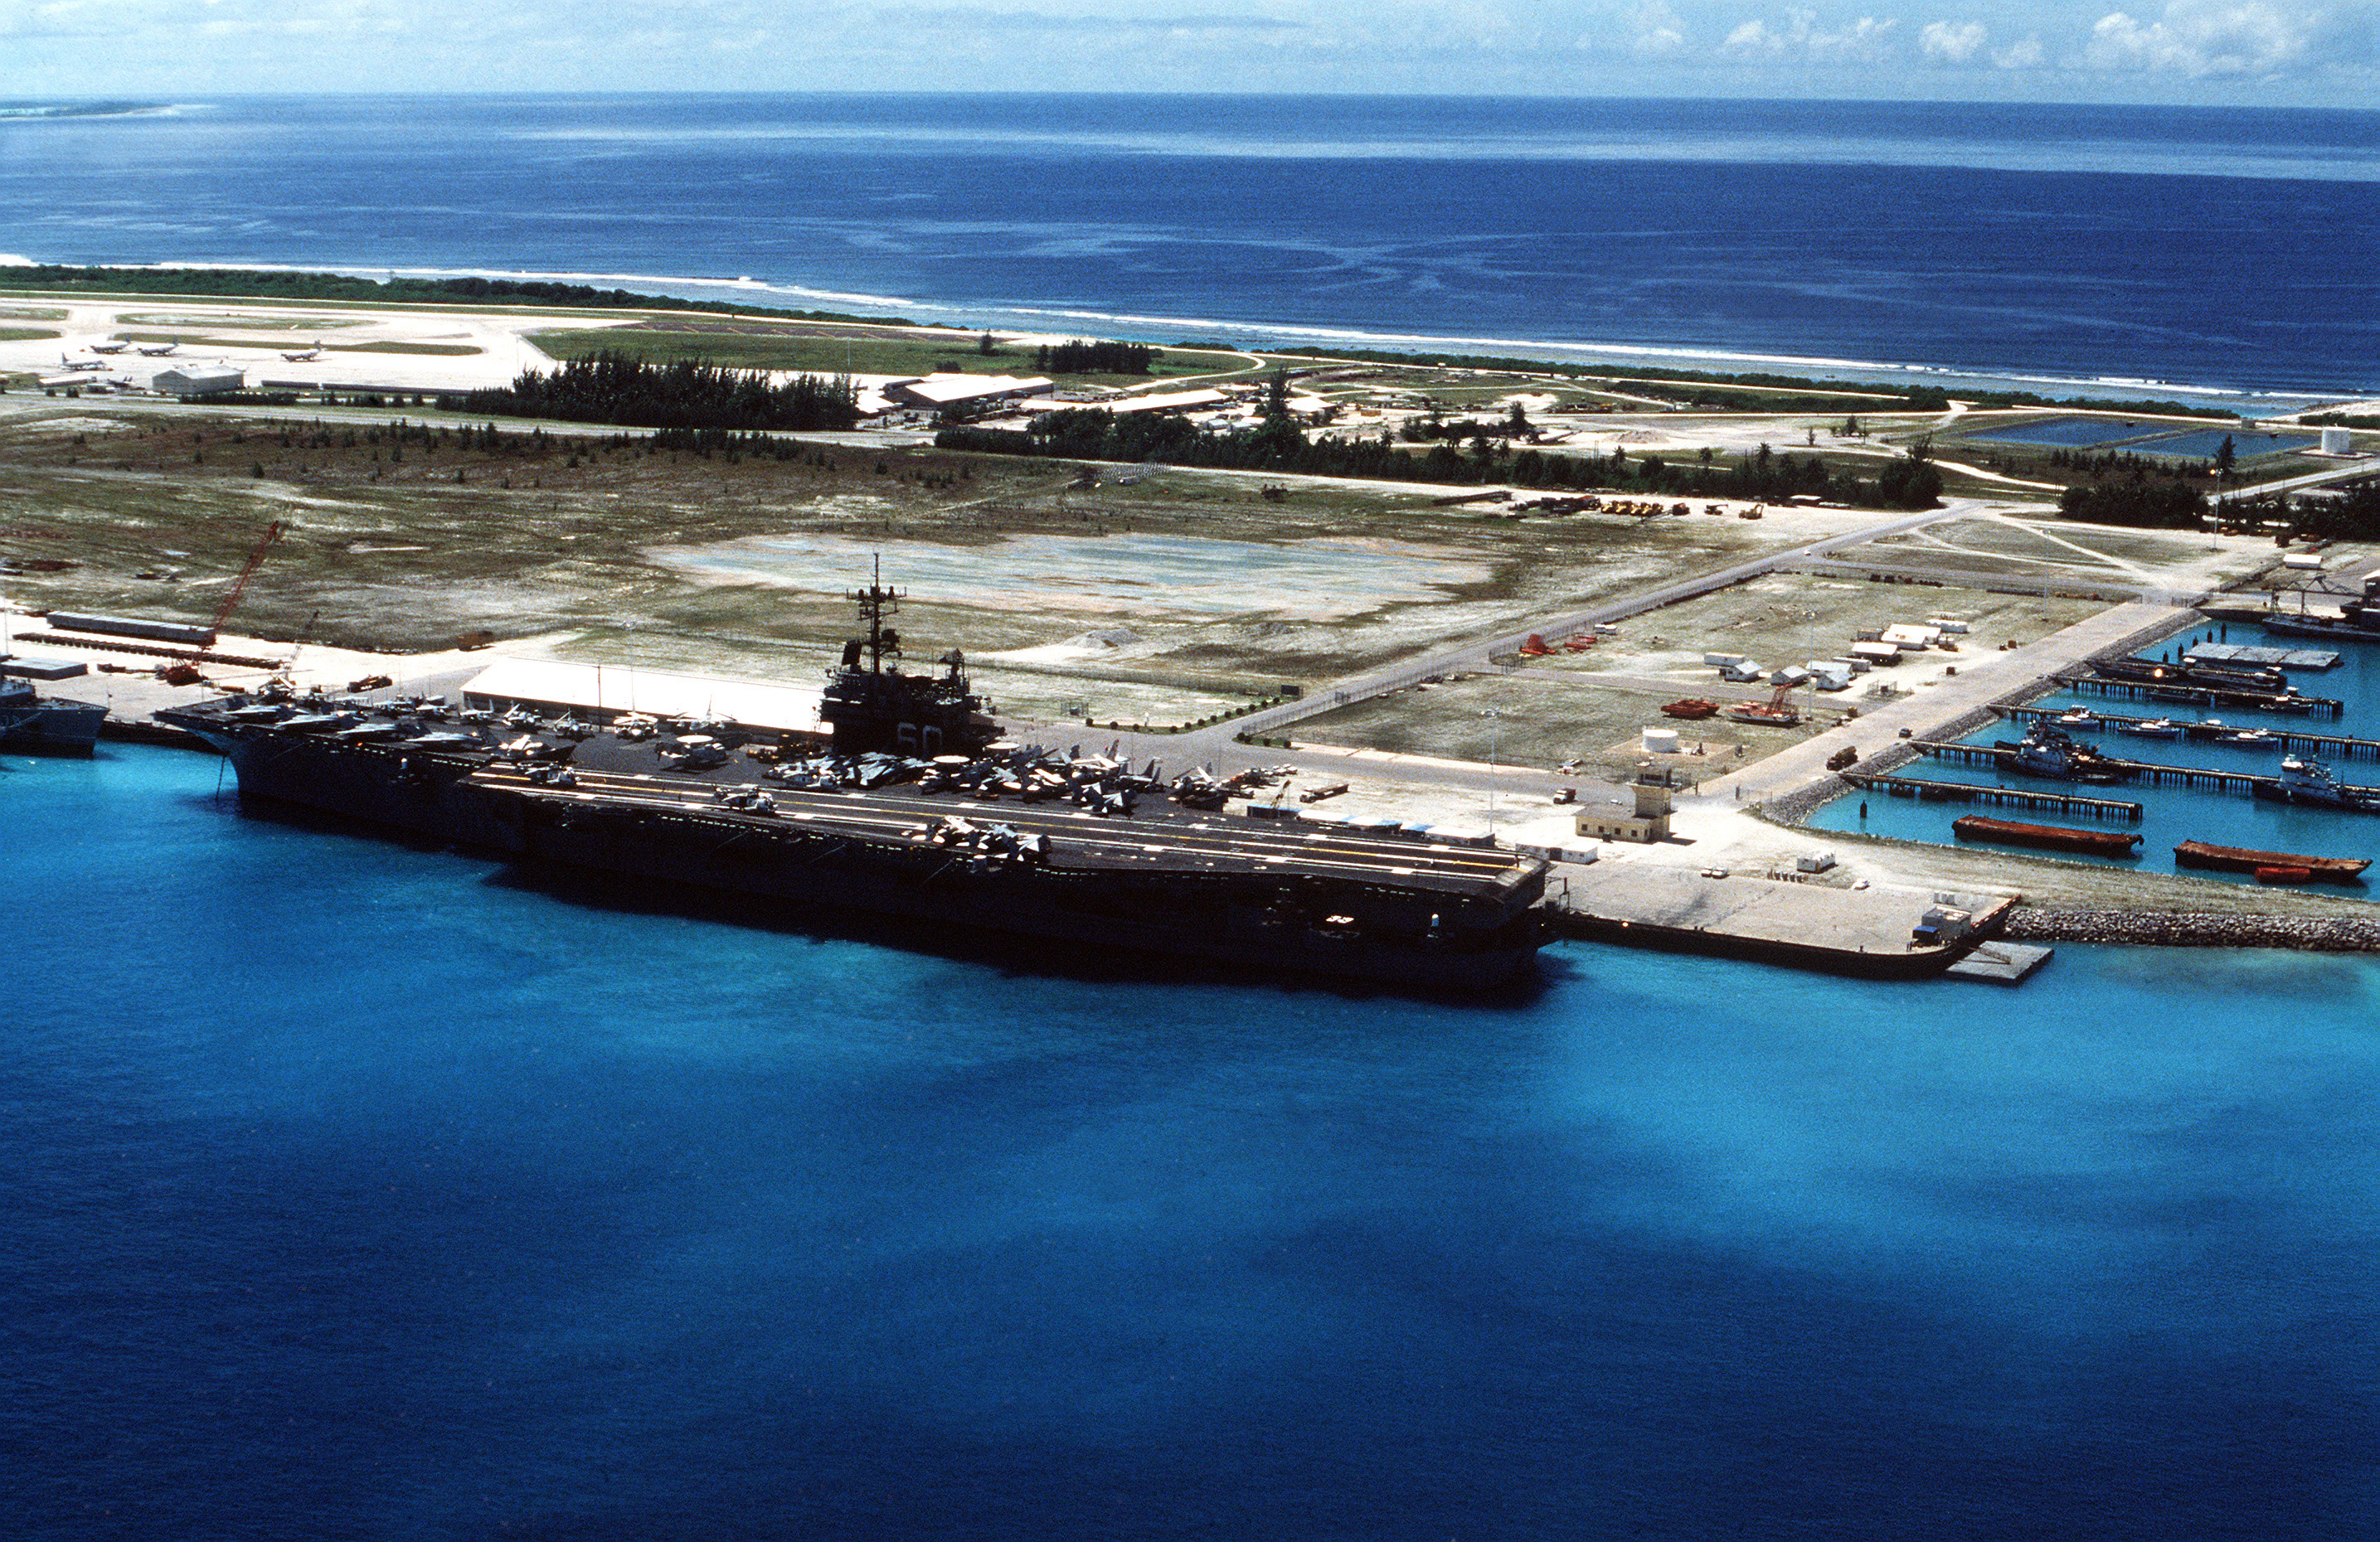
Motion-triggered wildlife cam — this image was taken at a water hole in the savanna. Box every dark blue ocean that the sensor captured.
[3,94,2378,399]
[11,744,2380,1539]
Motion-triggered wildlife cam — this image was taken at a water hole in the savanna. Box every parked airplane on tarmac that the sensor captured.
[280,340,324,362]
[138,341,180,356]
[87,339,129,354]
[57,354,106,371]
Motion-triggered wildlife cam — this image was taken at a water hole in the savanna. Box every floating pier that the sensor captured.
[1846,773,2143,821]
[1914,740,2346,798]
[2002,705,2380,762]
[2187,642,2342,672]
[2059,673,2344,718]
[1945,942,2055,985]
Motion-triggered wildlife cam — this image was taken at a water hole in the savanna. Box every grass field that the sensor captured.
[527,325,1256,387]
[0,327,62,342]
[115,313,366,331]
[0,306,70,322]
[112,331,483,356]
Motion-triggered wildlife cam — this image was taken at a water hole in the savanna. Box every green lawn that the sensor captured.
[0,327,62,342]
[0,306,69,322]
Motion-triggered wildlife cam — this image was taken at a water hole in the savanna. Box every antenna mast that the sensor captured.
[852,555,903,674]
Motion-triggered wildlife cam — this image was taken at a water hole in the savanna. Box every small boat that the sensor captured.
[1660,698,1719,720]
[2054,709,2096,728]
[1952,815,2141,857]
[2252,754,2380,812]
[2174,840,2369,883]
[2221,727,2277,747]
[2115,716,2182,739]
[1994,723,2130,785]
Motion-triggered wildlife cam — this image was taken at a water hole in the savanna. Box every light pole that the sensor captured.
[1483,708,1503,827]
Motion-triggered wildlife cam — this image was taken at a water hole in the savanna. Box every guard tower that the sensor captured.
[1574,762,1676,844]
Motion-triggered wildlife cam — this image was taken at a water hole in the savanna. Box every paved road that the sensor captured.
[2217,459,2378,503]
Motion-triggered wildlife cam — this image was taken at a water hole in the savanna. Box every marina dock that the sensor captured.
[2059,673,2344,718]
[1913,739,2378,798]
[2002,704,2380,762]
[1845,773,2143,821]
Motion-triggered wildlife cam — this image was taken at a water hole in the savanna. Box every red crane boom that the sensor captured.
[210,520,284,634]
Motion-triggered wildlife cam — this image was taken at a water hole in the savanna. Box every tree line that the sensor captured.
[936,410,1943,509]
[448,351,859,432]
[1034,340,1155,375]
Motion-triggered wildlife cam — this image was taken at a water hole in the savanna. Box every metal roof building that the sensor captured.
[153,362,245,396]
[882,374,1055,410]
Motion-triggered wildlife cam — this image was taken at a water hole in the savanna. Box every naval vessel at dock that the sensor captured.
[160,579,1547,989]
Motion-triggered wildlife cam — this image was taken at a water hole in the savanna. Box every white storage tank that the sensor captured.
[1641,726,1682,755]
[2283,552,2325,571]
[2321,427,2353,455]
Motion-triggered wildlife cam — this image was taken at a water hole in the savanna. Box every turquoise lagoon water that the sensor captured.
[9,744,2380,1538]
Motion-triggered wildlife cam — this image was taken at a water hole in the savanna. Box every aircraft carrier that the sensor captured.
[159,579,1547,989]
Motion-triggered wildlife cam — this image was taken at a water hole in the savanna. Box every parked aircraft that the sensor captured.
[57,354,106,372]
[280,341,324,362]
[137,341,180,357]
[87,339,130,355]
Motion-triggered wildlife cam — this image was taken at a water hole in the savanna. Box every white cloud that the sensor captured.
[1626,0,1686,55]
[1993,32,2046,65]
[1723,17,1779,50]
[1919,18,1984,61]
[2083,1,2319,75]
[1721,7,1900,58]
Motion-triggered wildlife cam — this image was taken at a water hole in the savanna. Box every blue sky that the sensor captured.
[2,0,2375,105]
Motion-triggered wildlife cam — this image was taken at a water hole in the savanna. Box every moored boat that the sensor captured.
[2173,840,2370,884]
[2252,754,2380,812]
[0,670,107,755]
[1994,723,2131,784]
[1951,815,2141,857]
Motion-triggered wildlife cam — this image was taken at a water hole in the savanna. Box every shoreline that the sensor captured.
[7,259,2374,413]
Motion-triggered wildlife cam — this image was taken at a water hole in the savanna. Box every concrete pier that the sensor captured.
[1550,861,2017,977]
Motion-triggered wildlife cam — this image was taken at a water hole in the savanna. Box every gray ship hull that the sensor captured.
[0,693,106,755]
[187,720,1545,991]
